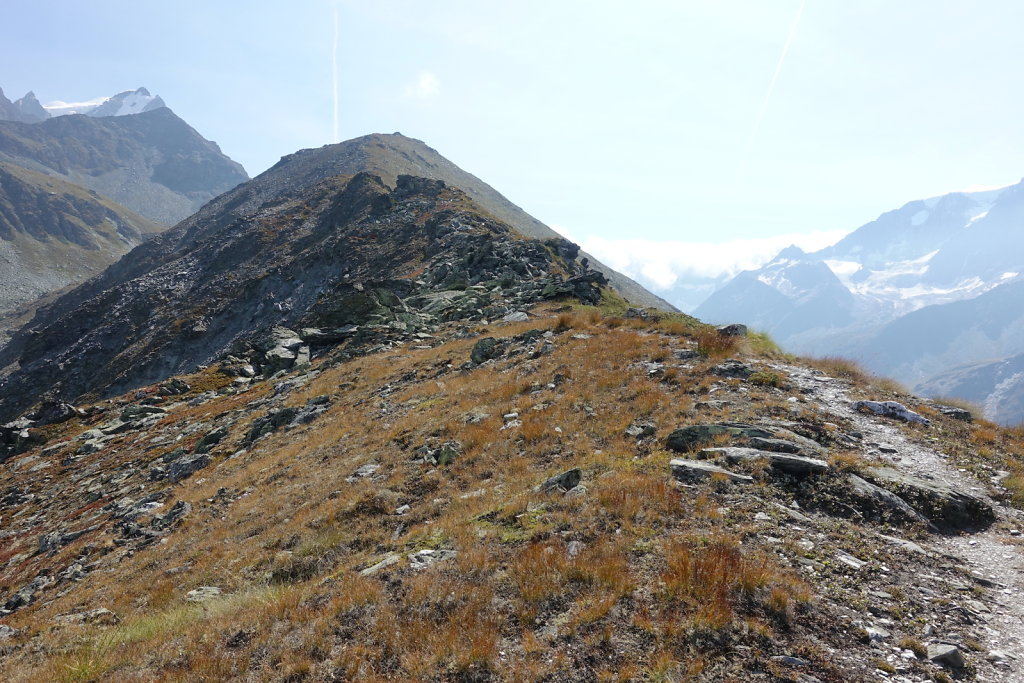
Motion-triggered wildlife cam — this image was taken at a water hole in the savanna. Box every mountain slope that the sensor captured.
[920,353,1024,426]
[0,107,248,225]
[0,161,162,335]
[0,300,1020,681]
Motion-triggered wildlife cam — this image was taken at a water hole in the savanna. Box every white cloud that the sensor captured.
[42,96,109,116]
[404,71,441,100]
[561,229,850,290]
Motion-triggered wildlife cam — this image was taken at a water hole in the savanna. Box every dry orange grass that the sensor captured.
[693,326,740,359]
[0,302,829,681]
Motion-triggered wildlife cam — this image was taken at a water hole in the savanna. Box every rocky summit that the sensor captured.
[253,133,672,312]
[2,137,1024,682]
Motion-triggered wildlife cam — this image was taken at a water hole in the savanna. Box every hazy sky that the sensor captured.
[4,1,1024,293]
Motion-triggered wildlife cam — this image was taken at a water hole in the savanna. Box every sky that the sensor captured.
[4,0,1024,303]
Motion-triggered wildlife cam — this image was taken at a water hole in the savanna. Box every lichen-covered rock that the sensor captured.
[844,474,933,528]
[166,454,212,483]
[716,323,747,337]
[471,337,502,365]
[194,426,228,454]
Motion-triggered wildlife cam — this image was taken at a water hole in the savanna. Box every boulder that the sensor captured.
[538,467,582,493]
[185,586,223,603]
[359,553,401,576]
[28,398,84,426]
[471,337,502,364]
[846,474,933,528]
[194,426,228,454]
[927,643,966,669]
[854,400,930,426]
[300,325,359,345]
[746,437,802,454]
[716,323,747,337]
[624,420,657,439]
[408,548,457,570]
[159,378,191,396]
[56,607,120,626]
[935,404,973,422]
[670,459,753,484]
[166,453,212,482]
[121,404,168,421]
[864,467,993,531]
[0,419,45,462]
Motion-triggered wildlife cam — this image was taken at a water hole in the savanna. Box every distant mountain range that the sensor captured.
[696,180,1024,424]
[0,86,166,122]
[0,85,248,336]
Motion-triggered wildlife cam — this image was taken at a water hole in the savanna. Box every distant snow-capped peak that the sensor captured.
[43,87,166,118]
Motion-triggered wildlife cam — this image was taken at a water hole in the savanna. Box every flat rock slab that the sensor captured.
[746,437,802,454]
[865,467,994,531]
[360,553,401,576]
[670,458,753,484]
[185,586,223,603]
[701,447,829,476]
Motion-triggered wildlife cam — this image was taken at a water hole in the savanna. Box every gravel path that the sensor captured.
[778,363,1024,681]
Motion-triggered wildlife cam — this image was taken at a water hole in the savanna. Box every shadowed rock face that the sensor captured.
[247,133,674,311]
[0,107,248,225]
[0,168,607,420]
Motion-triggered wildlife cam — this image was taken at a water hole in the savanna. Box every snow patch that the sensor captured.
[966,210,989,227]
[1002,272,1020,280]
[911,209,929,226]
[115,90,159,115]
[824,260,861,279]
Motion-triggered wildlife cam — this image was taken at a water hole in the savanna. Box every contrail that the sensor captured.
[332,1,339,143]
[746,0,807,154]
